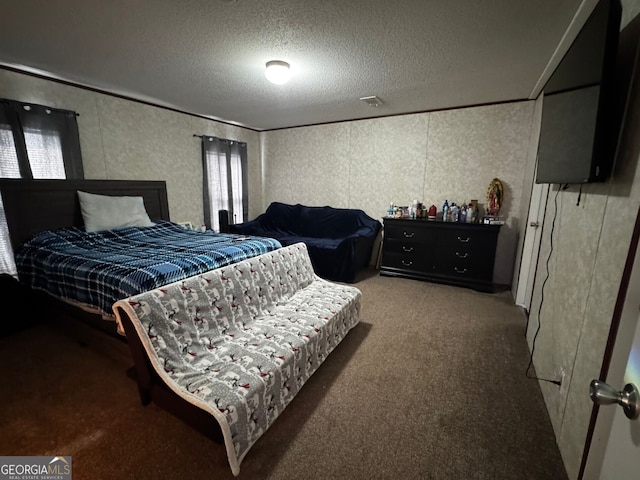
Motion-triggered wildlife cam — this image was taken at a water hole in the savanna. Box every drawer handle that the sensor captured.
[402,246,414,252]
[454,267,468,274]
[455,252,469,258]
[457,236,470,243]
[403,231,415,238]
[402,260,413,266]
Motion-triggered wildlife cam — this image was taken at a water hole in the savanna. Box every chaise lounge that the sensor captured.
[226,202,382,283]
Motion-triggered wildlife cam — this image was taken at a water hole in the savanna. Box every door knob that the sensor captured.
[589,379,639,420]
[529,221,540,227]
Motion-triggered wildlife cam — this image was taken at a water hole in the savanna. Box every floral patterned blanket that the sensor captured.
[113,242,361,476]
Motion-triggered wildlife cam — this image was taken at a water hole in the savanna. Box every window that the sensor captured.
[0,99,83,276]
[201,136,248,232]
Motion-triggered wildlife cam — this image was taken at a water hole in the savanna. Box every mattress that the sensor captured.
[15,220,282,320]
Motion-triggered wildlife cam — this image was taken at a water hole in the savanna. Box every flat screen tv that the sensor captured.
[535,0,622,184]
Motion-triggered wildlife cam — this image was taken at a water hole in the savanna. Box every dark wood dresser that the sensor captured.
[380,217,501,292]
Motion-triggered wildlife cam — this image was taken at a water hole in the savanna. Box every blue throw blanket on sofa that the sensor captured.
[228,202,382,282]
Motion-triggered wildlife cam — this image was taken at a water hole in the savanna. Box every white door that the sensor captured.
[515,181,549,312]
[580,209,640,479]
[598,310,640,478]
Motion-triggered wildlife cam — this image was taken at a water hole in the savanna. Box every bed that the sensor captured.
[0,178,280,335]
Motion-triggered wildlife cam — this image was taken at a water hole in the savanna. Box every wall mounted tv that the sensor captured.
[535,0,622,184]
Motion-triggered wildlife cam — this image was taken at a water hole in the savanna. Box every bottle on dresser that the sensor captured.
[451,203,458,222]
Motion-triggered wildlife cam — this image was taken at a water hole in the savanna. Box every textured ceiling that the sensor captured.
[0,0,592,131]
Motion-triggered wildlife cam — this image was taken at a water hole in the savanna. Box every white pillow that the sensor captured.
[78,190,155,232]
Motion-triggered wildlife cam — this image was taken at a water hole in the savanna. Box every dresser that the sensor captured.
[380,218,501,292]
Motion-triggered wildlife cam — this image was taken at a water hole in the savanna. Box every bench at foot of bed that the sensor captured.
[113,242,361,476]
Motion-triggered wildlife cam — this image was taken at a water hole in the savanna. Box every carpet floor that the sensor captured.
[0,270,568,479]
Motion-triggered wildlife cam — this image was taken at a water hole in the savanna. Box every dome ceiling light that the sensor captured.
[265,60,291,85]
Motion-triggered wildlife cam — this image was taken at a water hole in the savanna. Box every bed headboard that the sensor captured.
[0,179,171,251]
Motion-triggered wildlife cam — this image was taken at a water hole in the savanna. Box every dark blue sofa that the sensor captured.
[228,202,382,283]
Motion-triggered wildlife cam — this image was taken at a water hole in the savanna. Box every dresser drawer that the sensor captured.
[384,222,433,242]
[433,252,494,282]
[382,252,432,272]
[383,238,424,255]
[436,227,496,250]
[381,239,431,272]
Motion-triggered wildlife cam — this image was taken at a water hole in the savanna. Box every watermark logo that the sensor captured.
[0,456,71,480]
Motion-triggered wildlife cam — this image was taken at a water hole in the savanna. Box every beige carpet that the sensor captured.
[0,270,568,479]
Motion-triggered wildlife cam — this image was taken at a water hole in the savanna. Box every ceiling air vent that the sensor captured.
[359,96,383,107]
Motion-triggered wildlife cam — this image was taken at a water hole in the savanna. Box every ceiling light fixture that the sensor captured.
[265,60,291,85]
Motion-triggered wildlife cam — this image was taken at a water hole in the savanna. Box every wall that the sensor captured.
[0,69,263,225]
[526,1,640,478]
[262,103,536,285]
[0,70,538,286]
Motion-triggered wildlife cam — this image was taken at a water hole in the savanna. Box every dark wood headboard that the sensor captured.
[0,179,171,251]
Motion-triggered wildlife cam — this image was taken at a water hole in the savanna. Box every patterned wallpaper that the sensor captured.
[262,103,537,285]
[525,2,640,477]
[0,68,536,286]
[0,69,263,227]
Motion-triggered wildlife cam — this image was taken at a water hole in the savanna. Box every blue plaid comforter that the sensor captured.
[15,220,282,318]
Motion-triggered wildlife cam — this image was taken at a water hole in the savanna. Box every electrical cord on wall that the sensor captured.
[576,184,583,206]
[525,186,562,387]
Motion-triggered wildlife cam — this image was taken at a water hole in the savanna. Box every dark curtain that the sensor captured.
[0,101,30,178]
[0,98,84,276]
[201,136,248,231]
[0,99,84,179]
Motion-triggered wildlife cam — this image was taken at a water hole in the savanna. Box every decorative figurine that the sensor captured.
[487,178,504,216]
